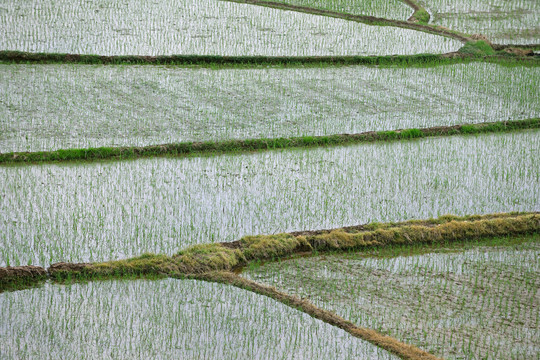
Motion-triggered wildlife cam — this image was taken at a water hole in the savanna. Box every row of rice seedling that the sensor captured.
[421,0,540,44]
[243,235,540,359]
[0,278,397,359]
[232,0,414,20]
[1,62,538,153]
[1,130,538,267]
[0,0,461,56]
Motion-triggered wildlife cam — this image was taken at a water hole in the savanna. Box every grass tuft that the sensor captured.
[459,41,496,56]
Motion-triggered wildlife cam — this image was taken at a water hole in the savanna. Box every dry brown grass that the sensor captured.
[45,212,539,280]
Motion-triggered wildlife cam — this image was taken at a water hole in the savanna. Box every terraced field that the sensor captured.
[1,131,539,267]
[1,279,398,359]
[1,63,539,152]
[1,0,538,359]
[243,0,414,20]
[244,235,540,359]
[0,0,461,56]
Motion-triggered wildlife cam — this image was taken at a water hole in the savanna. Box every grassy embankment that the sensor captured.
[2,212,533,283]
[2,212,538,289]
[0,51,482,66]
[1,118,538,164]
[1,47,538,67]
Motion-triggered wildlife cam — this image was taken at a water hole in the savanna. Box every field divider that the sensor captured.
[1,118,538,165]
[186,271,443,360]
[0,51,464,65]
[220,0,468,42]
[2,212,539,289]
[1,50,538,67]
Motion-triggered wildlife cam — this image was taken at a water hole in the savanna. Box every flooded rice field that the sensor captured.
[244,236,540,359]
[262,0,413,20]
[423,0,540,44]
[0,63,539,152]
[1,130,538,267]
[0,0,461,56]
[0,278,398,359]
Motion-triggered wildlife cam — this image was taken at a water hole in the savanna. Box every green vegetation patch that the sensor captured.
[459,40,496,55]
[410,8,430,24]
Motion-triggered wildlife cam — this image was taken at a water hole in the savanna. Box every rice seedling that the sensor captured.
[0,278,398,359]
[0,0,461,56]
[1,130,538,267]
[0,63,538,153]
[421,0,540,44]
[243,234,540,359]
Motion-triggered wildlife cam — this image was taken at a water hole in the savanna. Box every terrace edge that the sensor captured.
[1,118,538,165]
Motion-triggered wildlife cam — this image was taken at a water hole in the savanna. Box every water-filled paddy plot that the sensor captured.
[1,131,539,267]
[0,278,397,359]
[1,63,539,153]
[252,0,414,20]
[244,238,540,359]
[422,0,540,44]
[0,0,461,56]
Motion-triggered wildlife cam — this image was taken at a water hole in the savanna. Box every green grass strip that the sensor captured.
[401,0,430,24]
[1,118,538,165]
[1,50,537,68]
[0,51,453,66]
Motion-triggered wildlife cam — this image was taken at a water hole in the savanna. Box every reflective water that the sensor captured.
[0,278,397,359]
[1,63,539,153]
[0,0,461,56]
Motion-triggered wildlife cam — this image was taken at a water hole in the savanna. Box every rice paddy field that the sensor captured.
[2,130,539,267]
[1,0,539,359]
[0,278,398,359]
[1,63,539,153]
[249,0,414,20]
[422,0,540,44]
[0,0,462,56]
[244,235,540,359]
